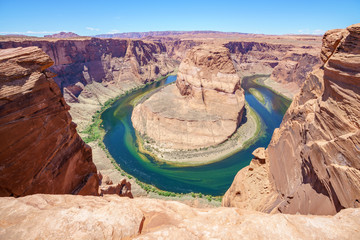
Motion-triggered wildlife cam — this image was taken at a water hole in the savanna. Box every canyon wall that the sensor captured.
[225,41,320,86]
[223,24,360,215]
[270,52,321,86]
[0,37,321,132]
[0,47,99,196]
[0,38,179,100]
[0,38,196,129]
[0,37,320,102]
[132,45,245,150]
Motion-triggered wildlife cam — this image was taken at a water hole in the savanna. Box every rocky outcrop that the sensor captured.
[223,23,360,215]
[132,45,245,150]
[98,173,133,198]
[1,194,360,239]
[0,47,99,196]
[222,148,279,212]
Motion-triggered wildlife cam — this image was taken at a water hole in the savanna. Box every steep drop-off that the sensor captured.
[0,47,99,196]
[132,45,245,150]
[223,23,360,215]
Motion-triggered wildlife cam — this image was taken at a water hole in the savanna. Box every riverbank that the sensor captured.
[76,72,222,207]
[136,103,263,166]
[76,72,291,204]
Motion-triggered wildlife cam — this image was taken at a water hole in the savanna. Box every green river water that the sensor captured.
[101,75,291,196]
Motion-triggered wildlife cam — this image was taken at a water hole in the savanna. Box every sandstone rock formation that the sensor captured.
[0,38,185,130]
[0,47,99,196]
[225,41,320,88]
[270,52,321,86]
[0,38,180,102]
[223,23,360,215]
[1,194,360,239]
[98,173,133,198]
[132,45,245,149]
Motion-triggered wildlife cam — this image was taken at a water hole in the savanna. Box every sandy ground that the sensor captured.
[138,104,261,166]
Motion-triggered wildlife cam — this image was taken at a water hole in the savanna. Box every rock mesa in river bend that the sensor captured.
[132,45,245,149]
[0,47,99,196]
[223,23,360,215]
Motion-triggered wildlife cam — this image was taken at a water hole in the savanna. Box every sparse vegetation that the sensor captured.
[249,87,266,104]
[80,71,222,203]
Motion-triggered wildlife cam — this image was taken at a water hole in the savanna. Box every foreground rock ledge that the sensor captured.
[0,194,359,240]
[132,45,245,150]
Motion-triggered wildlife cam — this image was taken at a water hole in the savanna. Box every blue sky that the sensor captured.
[0,0,359,36]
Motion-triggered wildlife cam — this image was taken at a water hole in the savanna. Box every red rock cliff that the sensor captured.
[223,23,360,215]
[0,47,99,196]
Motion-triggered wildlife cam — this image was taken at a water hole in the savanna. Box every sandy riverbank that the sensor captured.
[136,103,262,166]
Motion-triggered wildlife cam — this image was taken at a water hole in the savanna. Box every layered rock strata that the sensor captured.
[270,52,321,86]
[225,41,320,88]
[0,37,321,131]
[0,47,99,196]
[223,23,360,215]
[0,38,179,101]
[132,45,245,150]
[1,194,360,239]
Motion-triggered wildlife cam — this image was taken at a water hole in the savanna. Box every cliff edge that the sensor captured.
[223,23,360,215]
[0,47,99,196]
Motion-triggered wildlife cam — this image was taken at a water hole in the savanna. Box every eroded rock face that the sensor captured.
[270,52,321,86]
[0,37,321,132]
[0,38,180,100]
[132,45,245,149]
[0,47,99,196]
[1,194,360,240]
[223,24,360,215]
[225,41,321,89]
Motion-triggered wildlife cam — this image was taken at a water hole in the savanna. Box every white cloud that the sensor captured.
[312,29,325,35]
[107,29,120,34]
[297,29,325,35]
[86,27,100,31]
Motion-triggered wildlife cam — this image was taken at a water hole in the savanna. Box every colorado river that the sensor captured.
[101,75,291,196]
